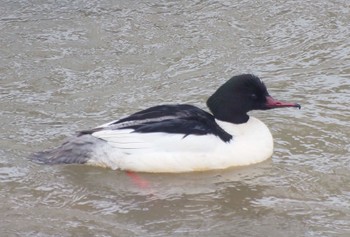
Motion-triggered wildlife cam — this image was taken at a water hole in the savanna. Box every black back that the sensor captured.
[80,104,233,142]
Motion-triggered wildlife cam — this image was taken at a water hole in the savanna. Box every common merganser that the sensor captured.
[30,74,300,173]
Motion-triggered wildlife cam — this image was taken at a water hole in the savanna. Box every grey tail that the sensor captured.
[29,148,89,165]
[29,135,102,165]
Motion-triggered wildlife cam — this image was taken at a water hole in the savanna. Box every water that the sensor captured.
[1,0,350,236]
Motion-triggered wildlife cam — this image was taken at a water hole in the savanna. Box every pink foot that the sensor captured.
[126,171,150,189]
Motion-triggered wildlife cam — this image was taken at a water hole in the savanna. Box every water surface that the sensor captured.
[1,0,350,236]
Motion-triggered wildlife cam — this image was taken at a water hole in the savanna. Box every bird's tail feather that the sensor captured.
[28,135,102,165]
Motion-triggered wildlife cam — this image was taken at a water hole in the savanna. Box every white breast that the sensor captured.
[86,116,274,173]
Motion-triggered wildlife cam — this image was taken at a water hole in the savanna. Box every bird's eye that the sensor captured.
[251,94,258,100]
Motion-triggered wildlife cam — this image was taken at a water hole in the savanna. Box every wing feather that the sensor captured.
[82,104,232,142]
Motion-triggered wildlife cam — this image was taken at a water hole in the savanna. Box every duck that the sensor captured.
[30,74,300,173]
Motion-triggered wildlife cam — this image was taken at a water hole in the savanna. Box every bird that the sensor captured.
[29,74,300,173]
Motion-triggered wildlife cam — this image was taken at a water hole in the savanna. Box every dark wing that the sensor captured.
[79,104,232,142]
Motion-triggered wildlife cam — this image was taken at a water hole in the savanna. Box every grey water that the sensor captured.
[1,0,350,236]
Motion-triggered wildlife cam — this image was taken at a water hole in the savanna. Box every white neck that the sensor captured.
[215,116,274,166]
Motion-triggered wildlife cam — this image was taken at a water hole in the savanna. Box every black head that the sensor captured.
[206,74,300,124]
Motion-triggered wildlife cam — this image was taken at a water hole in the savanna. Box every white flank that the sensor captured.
[87,116,273,173]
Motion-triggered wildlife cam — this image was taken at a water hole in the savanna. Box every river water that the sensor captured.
[1,0,350,236]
